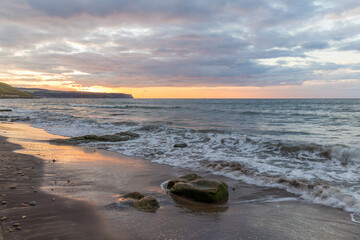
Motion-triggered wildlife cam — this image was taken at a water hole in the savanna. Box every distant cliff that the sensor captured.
[0,82,34,98]
[18,88,133,99]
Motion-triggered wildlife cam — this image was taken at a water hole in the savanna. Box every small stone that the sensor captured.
[1,216,7,221]
[173,143,188,148]
[29,201,37,206]
[21,215,26,219]
[52,159,56,163]
[52,198,56,201]
[1,200,7,205]
[10,185,17,190]
[13,223,20,227]
[34,190,38,193]
[20,203,29,207]
[9,228,13,232]
[15,227,21,231]
[0,194,5,197]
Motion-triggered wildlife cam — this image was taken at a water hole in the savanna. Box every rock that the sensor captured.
[173,143,188,148]
[0,194,5,197]
[29,201,37,206]
[10,185,17,190]
[122,192,145,200]
[51,132,140,144]
[21,203,29,207]
[13,223,20,227]
[21,215,26,219]
[1,200,7,205]
[15,227,21,231]
[167,173,204,190]
[1,216,7,221]
[167,174,229,203]
[133,196,160,212]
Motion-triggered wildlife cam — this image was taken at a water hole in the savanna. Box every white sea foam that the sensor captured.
[2,98,360,215]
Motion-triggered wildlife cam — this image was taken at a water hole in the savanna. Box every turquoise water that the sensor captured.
[1,98,360,213]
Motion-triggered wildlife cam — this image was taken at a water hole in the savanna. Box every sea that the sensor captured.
[1,98,360,217]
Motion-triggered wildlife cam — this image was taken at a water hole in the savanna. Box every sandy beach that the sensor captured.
[1,122,360,240]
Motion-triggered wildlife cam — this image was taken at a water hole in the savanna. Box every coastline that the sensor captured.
[1,122,360,239]
[0,134,116,240]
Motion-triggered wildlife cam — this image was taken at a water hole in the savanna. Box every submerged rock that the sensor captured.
[50,131,140,144]
[173,143,188,148]
[133,196,160,212]
[167,173,229,203]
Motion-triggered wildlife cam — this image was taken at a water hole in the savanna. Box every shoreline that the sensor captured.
[0,134,115,240]
[1,122,360,239]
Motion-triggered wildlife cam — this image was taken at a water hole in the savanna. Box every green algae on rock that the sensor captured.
[167,173,229,204]
[50,132,140,144]
[122,192,145,200]
[133,196,160,212]
[121,192,160,212]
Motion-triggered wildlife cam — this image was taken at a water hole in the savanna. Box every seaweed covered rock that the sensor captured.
[167,173,229,203]
[120,192,160,212]
[133,196,160,212]
[122,192,145,200]
[50,131,139,144]
[173,143,188,148]
[166,173,204,190]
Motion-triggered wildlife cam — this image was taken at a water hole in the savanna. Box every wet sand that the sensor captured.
[0,137,115,239]
[1,122,360,240]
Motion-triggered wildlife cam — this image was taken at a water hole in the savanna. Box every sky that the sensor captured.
[1,0,360,98]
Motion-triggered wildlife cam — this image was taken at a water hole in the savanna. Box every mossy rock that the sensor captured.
[50,131,140,144]
[133,196,160,212]
[167,174,229,203]
[166,173,204,189]
[174,143,188,148]
[122,192,145,200]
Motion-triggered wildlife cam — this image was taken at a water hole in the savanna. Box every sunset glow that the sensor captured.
[1,1,360,98]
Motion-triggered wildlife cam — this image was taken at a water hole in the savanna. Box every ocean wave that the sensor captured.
[4,98,360,215]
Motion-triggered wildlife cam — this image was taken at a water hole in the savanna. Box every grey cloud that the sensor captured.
[302,41,329,50]
[0,0,359,89]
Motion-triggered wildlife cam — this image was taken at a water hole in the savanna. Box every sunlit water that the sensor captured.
[1,98,360,215]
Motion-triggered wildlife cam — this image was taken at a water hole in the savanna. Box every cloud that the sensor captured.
[302,41,329,49]
[0,0,359,96]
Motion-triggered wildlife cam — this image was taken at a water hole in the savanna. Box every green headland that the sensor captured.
[0,82,34,98]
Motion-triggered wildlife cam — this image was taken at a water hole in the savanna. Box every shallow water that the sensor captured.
[1,98,360,214]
